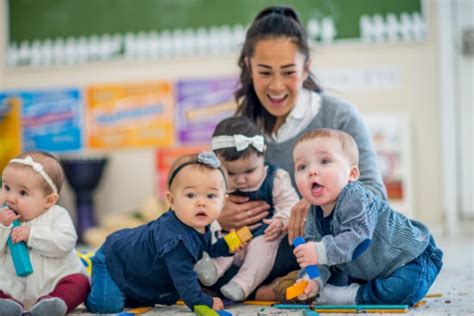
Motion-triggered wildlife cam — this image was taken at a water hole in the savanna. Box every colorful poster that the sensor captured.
[365,114,413,218]
[155,146,207,198]
[86,82,174,149]
[176,77,238,145]
[19,89,82,152]
[0,95,22,171]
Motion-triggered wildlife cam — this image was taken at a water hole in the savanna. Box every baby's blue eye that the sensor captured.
[207,194,216,199]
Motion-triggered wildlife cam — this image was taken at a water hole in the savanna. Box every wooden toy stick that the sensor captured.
[194,305,219,315]
[193,305,232,316]
[273,303,409,313]
[286,280,308,300]
[236,226,252,243]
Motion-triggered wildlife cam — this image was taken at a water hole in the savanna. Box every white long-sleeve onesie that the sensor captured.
[0,205,87,309]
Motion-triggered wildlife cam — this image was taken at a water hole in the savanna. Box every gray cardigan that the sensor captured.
[265,93,387,200]
[305,181,431,286]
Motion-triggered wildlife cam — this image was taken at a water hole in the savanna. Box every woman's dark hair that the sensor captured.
[212,116,264,161]
[234,5,322,135]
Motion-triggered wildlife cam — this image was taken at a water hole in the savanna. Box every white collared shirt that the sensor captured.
[271,89,321,143]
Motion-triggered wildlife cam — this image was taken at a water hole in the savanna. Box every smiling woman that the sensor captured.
[212,5,388,302]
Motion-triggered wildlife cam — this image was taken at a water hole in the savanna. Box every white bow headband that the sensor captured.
[212,135,265,153]
[9,156,58,194]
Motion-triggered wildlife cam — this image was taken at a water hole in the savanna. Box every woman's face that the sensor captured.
[249,38,310,132]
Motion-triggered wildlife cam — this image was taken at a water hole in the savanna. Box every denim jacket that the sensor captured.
[104,210,231,309]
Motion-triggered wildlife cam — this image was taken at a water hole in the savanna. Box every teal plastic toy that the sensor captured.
[7,218,33,277]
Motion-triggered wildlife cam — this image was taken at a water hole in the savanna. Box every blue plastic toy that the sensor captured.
[7,218,33,277]
[293,236,320,278]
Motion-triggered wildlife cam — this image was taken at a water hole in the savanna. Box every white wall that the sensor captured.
[454,0,474,218]
[0,2,446,230]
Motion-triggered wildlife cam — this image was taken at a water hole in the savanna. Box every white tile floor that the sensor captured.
[71,231,474,316]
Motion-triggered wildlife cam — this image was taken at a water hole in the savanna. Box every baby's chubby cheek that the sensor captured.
[295,178,306,194]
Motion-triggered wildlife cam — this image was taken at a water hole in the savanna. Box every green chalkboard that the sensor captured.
[8,0,422,43]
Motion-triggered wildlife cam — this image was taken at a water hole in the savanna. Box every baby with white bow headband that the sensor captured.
[0,151,89,316]
[194,116,300,301]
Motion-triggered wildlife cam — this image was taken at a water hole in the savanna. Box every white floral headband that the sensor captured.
[9,156,58,194]
[212,135,265,153]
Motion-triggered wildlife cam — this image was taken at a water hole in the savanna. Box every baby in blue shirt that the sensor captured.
[85,152,236,313]
[292,128,443,306]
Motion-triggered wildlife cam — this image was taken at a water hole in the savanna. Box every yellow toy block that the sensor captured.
[286,280,308,300]
[224,231,240,253]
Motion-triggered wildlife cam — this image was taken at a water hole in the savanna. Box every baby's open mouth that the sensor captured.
[196,211,207,218]
[311,182,324,195]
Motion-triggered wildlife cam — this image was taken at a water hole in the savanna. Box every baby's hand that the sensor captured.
[294,241,319,267]
[233,238,249,253]
[212,297,224,310]
[0,206,20,227]
[10,226,30,243]
[263,218,285,241]
[297,279,320,300]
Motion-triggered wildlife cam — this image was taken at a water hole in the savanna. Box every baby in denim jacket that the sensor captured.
[85,152,237,313]
[292,128,443,306]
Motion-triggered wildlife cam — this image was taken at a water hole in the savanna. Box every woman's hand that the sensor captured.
[287,198,310,244]
[217,195,270,231]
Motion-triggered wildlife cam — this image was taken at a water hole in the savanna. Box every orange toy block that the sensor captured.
[286,280,308,300]
[236,226,252,244]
